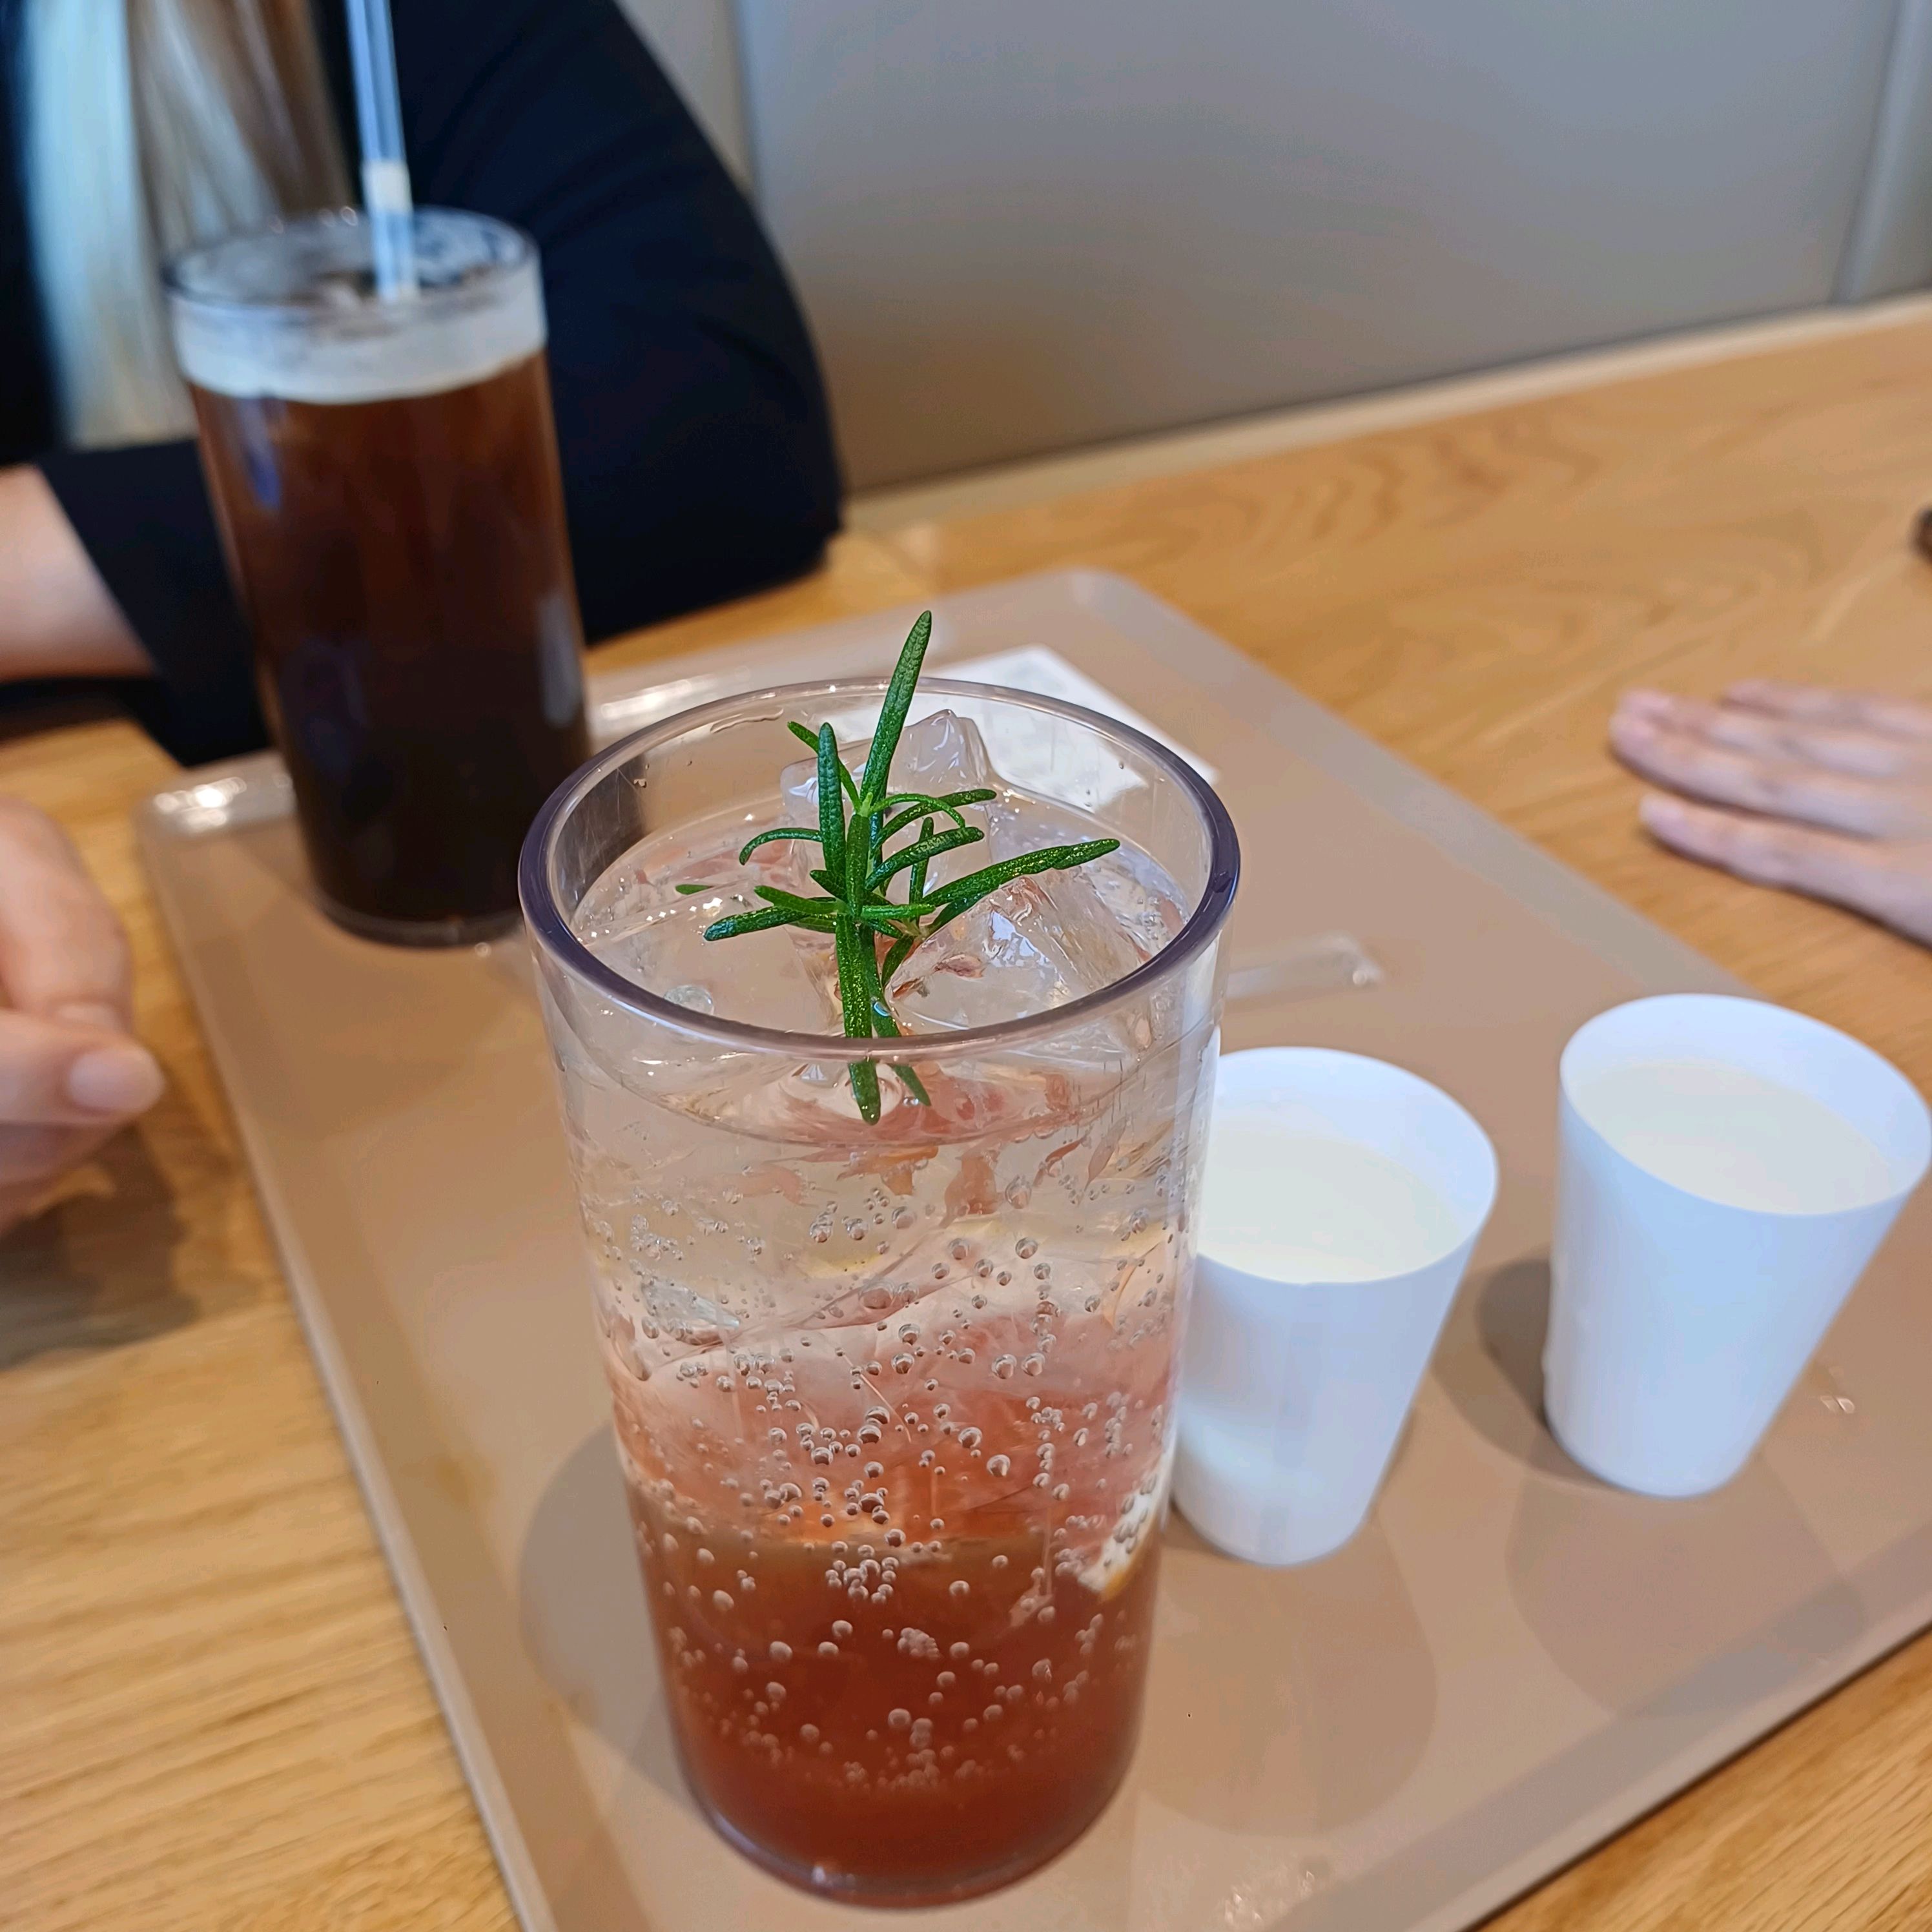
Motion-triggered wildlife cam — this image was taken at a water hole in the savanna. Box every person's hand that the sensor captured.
[1608,682,1932,946]
[0,799,163,1231]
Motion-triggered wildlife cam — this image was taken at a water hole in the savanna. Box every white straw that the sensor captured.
[344,0,418,298]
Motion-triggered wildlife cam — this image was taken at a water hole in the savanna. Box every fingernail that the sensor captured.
[1639,794,1686,830]
[54,1001,127,1033]
[67,1042,165,1115]
[1620,688,1671,714]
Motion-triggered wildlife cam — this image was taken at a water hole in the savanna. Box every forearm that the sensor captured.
[0,466,150,681]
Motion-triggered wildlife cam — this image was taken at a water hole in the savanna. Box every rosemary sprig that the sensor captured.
[702,610,1119,1122]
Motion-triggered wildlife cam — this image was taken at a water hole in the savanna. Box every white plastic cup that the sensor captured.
[1176,1047,1499,1566]
[1547,994,1931,1498]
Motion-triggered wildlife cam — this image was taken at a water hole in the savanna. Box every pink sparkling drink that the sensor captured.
[522,677,1238,1904]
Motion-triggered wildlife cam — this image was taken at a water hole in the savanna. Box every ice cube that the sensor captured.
[1085,845,1186,962]
[588,884,840,1033]
[885,864,1146,1033]
[975,795,1114,866]
[781,707,997,842]
[571,842,721,945]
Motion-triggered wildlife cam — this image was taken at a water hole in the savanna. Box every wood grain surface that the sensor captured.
[7,319,1932,1931]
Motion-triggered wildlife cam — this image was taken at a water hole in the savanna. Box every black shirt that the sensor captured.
[3,0,841,766]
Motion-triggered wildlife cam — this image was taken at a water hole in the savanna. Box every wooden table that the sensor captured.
[8,320,1932,1931]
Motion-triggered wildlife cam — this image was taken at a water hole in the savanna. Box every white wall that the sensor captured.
[739,0,1900,486]
[613,0,1932,491]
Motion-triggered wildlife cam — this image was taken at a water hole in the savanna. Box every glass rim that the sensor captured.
[161,205,535,318]
[519,673,1241,1060]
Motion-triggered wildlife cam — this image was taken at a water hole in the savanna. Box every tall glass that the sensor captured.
[167,209,590,946]
[522,679,1238,1904]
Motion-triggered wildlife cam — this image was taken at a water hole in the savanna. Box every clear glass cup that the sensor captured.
[167,209,589,946]
[520,677,1238,1905]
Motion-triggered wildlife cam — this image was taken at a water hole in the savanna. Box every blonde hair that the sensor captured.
[22,0,349,447]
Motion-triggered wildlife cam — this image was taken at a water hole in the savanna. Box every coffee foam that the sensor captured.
[169,211,546,405]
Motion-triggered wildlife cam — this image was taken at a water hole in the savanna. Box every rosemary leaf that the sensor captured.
[816,723,847,884]
[858,609,933,807]
[832,915,883,1123]
[868,824,982,890]
[703,905,804,940]
[792,720,860,805]
[736,828,823,862]
[878,788,998,841]
[925,839,1121,915]
[908,815,936,905]
[854,918,929,1107]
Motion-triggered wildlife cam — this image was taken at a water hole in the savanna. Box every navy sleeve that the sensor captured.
[39,0,842,765]
[38,438,267,766]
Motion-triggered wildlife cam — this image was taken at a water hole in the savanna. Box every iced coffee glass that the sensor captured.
[521,677,1238,1904]
[167,209,589,945]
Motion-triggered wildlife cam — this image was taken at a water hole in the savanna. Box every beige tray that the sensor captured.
[138,570,1932,1932]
